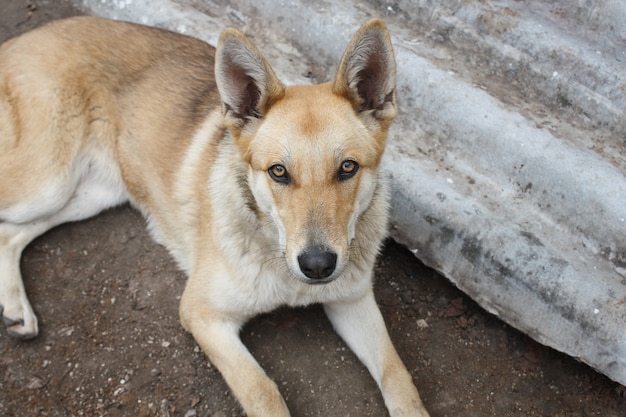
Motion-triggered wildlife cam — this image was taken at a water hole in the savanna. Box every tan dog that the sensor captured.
[0,16,430,416]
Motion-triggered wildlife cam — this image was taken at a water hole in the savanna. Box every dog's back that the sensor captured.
[0,17,219,222]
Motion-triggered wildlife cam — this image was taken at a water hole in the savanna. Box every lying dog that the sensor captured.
[0,16,430,416]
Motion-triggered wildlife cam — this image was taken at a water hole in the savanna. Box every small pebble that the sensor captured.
[26,376,47,390]
[401,291,413,304]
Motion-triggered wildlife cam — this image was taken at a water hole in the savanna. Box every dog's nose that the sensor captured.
[297,247,337,280]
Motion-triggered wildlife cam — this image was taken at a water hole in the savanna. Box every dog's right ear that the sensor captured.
[332,19,397,125]
[215,29,285,132]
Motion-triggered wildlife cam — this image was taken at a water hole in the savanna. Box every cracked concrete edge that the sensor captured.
[79,0,626,385]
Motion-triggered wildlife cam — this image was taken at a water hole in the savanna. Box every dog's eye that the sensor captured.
[338,160,359,181]
[268,164,290,184]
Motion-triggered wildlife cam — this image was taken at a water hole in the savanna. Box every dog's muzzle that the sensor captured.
[297,246,337,283]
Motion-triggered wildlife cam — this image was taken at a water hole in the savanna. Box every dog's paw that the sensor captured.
[0,303,39,340]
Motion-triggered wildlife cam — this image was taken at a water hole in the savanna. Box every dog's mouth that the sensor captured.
[297,275,338,285]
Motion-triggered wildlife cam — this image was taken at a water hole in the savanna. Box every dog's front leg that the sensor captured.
[180,298,290,417]
[324,290,430,417]
[0,224,43,339]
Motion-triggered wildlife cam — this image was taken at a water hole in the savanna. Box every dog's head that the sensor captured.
[215,20,396,284]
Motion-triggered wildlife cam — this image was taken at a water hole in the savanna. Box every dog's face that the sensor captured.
[215,20,396,283]
[244,85,385,282]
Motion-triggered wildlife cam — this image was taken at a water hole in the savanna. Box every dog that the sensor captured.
[0,16,430,417]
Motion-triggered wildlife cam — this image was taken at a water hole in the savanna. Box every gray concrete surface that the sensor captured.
[77,0,626,386]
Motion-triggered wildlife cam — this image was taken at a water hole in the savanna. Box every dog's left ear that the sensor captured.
[215,28,285,130]
[332,19,397,124]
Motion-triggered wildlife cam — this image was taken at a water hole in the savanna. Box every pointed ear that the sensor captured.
[215,28,285,127]
[332,19,397,122]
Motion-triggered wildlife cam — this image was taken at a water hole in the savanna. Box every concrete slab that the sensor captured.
[79,0,626,386]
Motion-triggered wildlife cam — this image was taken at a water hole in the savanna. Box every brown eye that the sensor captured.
[268,164,290,184]
[338,160,359,181]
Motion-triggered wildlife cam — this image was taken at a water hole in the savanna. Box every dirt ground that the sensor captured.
[1,1,625,417]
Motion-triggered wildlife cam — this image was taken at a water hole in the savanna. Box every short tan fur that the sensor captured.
[0,16,430,417]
